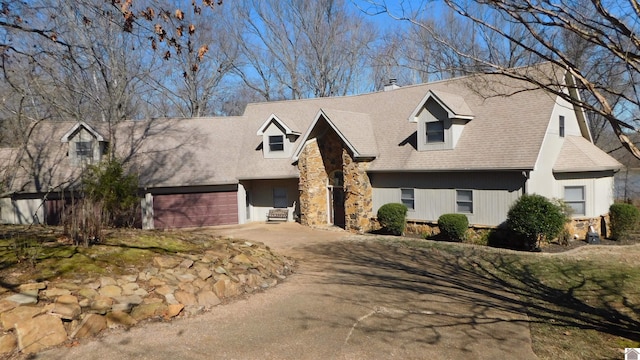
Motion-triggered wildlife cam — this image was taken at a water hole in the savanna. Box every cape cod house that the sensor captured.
[0,65,623,237]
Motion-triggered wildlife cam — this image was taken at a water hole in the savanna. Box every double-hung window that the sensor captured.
[269,135,284,152]
[426,121,445,143]
[559,116,565,137]
[401,188,415,210]
[456,190,473,213]
[564,186,585,216]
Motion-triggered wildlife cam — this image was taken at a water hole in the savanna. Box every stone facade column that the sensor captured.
[298,139,328,226]
[343,149,373,233]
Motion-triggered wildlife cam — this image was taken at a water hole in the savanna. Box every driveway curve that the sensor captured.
[37,223,537,360]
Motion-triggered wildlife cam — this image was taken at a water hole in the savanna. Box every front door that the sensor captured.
[328,170,345,228]
[330,187,345,228]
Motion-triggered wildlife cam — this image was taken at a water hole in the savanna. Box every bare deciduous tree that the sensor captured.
[362,0,640,159]
[229,0,376,100]
[145,2,238,117]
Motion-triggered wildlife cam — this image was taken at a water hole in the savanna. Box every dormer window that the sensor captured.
[426,121,445,143]
[409,90,474,152]
[269,135,284,152]
[257,114,300,159]
[61,122,107,166]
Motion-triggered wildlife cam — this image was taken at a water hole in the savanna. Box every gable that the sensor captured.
[59,122,110,166]
[60,121,107,143]
[256,114,300,136]
[413,95,472,152]
[409,90,474,123]
[292,109,377,161]
[257,115,299,159]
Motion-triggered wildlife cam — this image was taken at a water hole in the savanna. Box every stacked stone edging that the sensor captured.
[0,239,294,356]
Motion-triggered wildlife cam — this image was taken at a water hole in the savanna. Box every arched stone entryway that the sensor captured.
[297,119,372,233]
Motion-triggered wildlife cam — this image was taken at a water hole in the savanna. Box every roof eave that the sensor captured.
[60,121,106,142]
[368,167,534,173]
[237,174,299,181]
[256,114,299,136]
[553,166,623,173]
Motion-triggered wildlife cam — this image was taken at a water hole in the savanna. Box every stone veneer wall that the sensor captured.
[297,128,373,232]
[403,215,612,240]
[566,214,611,239]
[298,139,328,226]
[343,149,373,233]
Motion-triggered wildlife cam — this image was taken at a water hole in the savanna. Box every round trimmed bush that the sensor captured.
[377,203,408,235]
[506,194,566,250]
[609,203,640,240]
[437,213,469,242]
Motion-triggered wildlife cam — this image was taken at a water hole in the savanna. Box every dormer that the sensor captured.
[409,90,474,151]
[61,121,109,165]
[257,114,300,159]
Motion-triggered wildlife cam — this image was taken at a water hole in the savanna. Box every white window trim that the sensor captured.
[269,135,284,152]
[564,185,586,216]
[401,188,415,211]
[426,121,445,144]
[456,189,473,214]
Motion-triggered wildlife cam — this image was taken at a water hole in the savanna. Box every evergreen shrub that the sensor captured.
[437,213,469,242]
[377,203,408,235]
[506,194,566,250]
[610,203,640,240]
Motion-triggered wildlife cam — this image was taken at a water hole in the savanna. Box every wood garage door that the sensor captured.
[153,191,238,229]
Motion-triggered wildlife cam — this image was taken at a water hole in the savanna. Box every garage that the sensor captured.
[152,191,238,229]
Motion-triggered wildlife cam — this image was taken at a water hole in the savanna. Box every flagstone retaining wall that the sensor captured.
[0,240,293,356]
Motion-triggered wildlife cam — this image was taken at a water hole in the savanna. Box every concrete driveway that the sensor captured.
[37,223,537,359]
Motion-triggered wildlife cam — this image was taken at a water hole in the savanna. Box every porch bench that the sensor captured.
[267,208,289,222]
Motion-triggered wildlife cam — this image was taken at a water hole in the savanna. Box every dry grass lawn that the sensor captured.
[392,239,640,359]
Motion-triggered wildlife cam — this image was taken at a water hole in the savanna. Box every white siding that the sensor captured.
[527,95,583,197]
[594,176,615,215]
[0,198,45,224]
[554,173,615,217]
[372,172,524,226]
[527,95,616,217]
[141,193,154,230]
[237,183,248,224]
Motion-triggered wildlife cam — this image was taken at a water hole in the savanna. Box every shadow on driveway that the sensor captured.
[301,238,640,352]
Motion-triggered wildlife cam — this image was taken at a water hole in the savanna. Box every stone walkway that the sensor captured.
[34,222,538,360]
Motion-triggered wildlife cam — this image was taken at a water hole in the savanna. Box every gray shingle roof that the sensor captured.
[553,136,623,172]
[3,121,83,193]
[2,64,620,194]
[239,71,556,173]
[295,108,377,159]
[119,117,245,188]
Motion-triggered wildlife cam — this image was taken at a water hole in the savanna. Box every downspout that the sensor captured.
[522,171,530,195]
